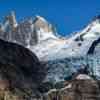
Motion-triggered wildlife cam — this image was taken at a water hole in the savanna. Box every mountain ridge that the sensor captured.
[0,12,100,61]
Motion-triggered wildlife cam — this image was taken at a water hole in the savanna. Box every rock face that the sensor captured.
[0,39,47,99]
[45,75,100,100]
[34,16,53,33]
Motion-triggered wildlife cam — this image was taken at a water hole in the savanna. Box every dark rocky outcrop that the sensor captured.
[87,37,100,55]
[0,39,47,99]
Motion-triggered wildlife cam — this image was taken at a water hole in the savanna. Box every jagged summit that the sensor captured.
[0,12,58,46]
[1,12,56,34]
[33,15,57,33]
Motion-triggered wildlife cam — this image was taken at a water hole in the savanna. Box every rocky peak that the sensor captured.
[34,15,57,33]
[33,16,49,32]
[4,11,18,29]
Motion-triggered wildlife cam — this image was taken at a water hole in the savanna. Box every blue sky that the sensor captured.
[0,0,100,36]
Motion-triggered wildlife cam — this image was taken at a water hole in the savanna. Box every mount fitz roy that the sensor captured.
[0,12,100,82]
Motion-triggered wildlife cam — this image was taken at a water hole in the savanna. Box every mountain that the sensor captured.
[1,12,100,61]
[1,12,100,82]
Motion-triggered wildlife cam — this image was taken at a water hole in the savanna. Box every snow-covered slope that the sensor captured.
[30,15,100,61]
[62,16,100,57]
